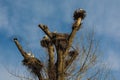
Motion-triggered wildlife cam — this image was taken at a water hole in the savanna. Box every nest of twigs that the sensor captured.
[52,33,69,50]
[22,57,43,75]
[73,9,86,20]
[52,33,69,39]
[41,39,52,48]
[69,50,78,57]
[41,33,69,50]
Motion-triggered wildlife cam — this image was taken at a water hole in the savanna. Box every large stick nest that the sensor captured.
[41,33,69,50]
[52,33,69,39]
[22,57,43,75]
[73,9,86,20]
[41,39,52,48]
[52,33,69,48]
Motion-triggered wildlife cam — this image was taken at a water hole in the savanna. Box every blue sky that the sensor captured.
[0,0,120,80]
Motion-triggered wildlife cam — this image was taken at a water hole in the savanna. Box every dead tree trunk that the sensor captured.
[14,9,86,80]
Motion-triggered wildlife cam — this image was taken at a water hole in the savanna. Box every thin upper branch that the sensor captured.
[14,38,44,80]
[64,18,82,58]
[38,24,52,39]
[13,38,29,58]
[64,9,86,58]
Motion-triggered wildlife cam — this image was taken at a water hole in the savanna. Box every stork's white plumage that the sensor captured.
[43,35,49,39]
[31,54,34,58]
[27,52,31,56]
[27,52,34,57]
[53,31,57,33]
[79,8,83,11]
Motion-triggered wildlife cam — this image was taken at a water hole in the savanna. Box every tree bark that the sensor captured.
[13,38,29,58]
[56,49,64,80]
[48,45,56,80]
[64,18,82,58]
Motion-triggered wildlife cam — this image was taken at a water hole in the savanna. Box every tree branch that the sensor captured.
[64,9,86,58]
[13,38,29,58]
[56,49,64,80]
[63,18,82,58]
[65,50,79,72]
[14,38,44,80]
[48,45,56,80]
[38,24,52,39]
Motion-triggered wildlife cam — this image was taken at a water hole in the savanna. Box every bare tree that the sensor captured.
[12,9,113,80]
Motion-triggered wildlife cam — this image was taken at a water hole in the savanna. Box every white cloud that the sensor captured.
[85,0,120,42]
[1,0,120,42]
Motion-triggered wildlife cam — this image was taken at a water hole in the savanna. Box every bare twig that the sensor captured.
[6,68,33,80]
